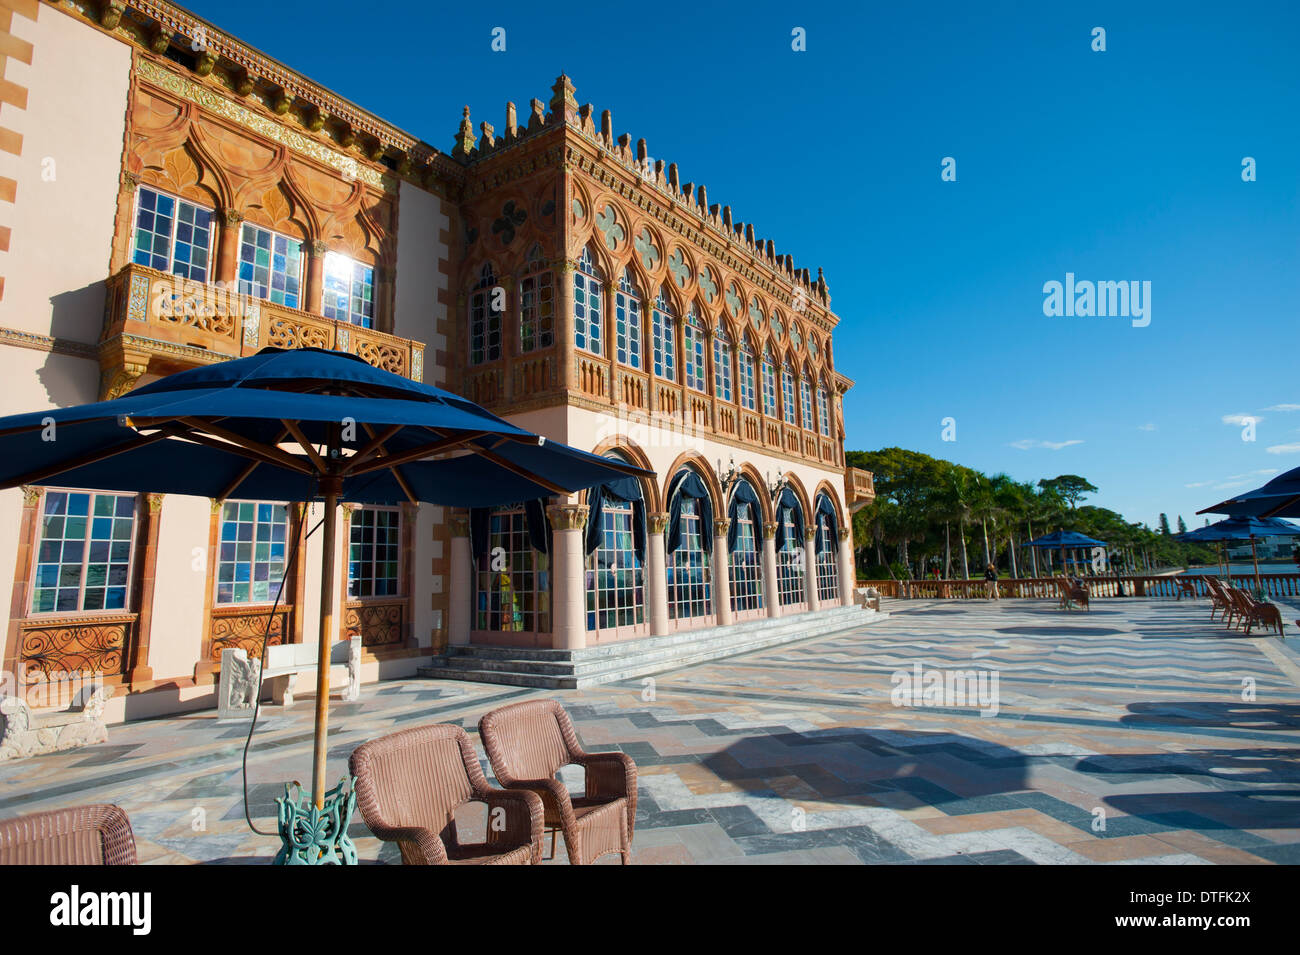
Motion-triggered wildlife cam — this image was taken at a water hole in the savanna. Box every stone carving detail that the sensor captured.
[667,248,689,288]
[353,339,405,375]
[546,503,589,531]
[491,200,527,245]
[595,204,623,250]
[268,317,330,351]
[126,273,151,322]
[634,228,660,270]
[0,687,114,761]
[243,301,262,347]
[748,296,764,329]
[217,647,262,719]
[698,266,717,303]
[209,609,288,663]
[725,283,742,318]
[411,347,424,383]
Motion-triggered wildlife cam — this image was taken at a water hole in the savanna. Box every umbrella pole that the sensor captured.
[312,475,342,809]
[1251,535,1260,592]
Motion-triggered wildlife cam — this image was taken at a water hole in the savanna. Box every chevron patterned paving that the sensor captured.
[2,597,1299,864]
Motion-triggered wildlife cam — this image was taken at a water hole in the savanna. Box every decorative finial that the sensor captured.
[453,105,476,158]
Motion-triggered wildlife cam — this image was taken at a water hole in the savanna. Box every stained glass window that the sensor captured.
[615,268,643,369]
[800,375,814,430]
[683,309,707,392]
[348,507,400,598]
[519,247,554,353]
[651,287,676,380]
[738,341,756,411]
[573,245,603,355]
[469,264,502,365]
[238,223,302,308]
[31,491,136,614]
[131,186,213,282]
[476,506,550,633]
[667,497,711,620]
[713,327,733,402]
[322,251,375,328]
[818,381,832,436]
[782,363,797,425]
[762,350,777,417]
[216,501,288,605]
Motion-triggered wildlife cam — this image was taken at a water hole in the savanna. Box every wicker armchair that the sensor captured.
[0,804,137,865]
[349,723,543,865]
[479,699,636,865]
[1056,577,1090,611]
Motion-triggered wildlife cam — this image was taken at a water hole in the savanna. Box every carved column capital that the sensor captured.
[309,240,329,257]
[546,503,589,531]
[837,527,851,542]
[647,512,669,535]
[713,518,731,537]
[21,486,43,509]
[222,208,244,227]
[804,528,817,543]
[762,521,778,540]
[147,493,166,514]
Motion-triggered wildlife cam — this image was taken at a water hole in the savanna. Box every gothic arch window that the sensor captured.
[651,286,676,381]
[519,244,554,353]
[666,468,712,623]
[615,267,644,369]
[814,493,840,603]
[761,347,777,417]
[818,378,832,437]
[728,478,764,617]
[776,492,806,608]
[573,244,604,356]
[586,451,646,638]
[131,185,214,283]
[800,366,814,430]
[469,263,502,365]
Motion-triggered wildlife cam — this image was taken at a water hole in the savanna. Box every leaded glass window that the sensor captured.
[651,287,676,380]
[738,342,756,411]
[816,512,840,603]
[729,495,763,615]
[131,186,213,282]
[586,495,643,632]
[469,264,502,365]
[238,223,303,308]
[322,251,375,328]
[777,503,806,607]
[216,501,289,605]
[31,491,136,614]
[782,363,797,425]
[615,268,643,369]
[713,327,733,402]
[800,375,814,430]
[667,497,711,620]
[476,506,551,634]
[348,507,400,598]
[573,245,603,355]
[761,350,777,417]
[683,308,707,392]
[818,382,832,436]
[519,248,554,353]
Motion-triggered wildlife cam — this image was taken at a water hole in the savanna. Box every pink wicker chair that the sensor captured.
[0,804,137,865]
[349,723,543,865]
[479,699,636,865]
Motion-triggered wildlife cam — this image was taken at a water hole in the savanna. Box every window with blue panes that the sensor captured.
[761,350,777,417]
[818,382,832,436]
[777,503,806,606]
[238,223,303,308]
[573,245,603,355]
[651,287,676,380]
[683,308,707,391]
[713,327,733,402]
[216,501,289,605]
[131,186,213,282]
[31,491,136,614]
[738,342,756,411]
[800,375,814,430]
[782,363,797,425]
[615,268,643,369]
[322,251,375,328]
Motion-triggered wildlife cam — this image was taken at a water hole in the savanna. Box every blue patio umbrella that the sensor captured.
[1023,529,1107,576]
[0,348,649,826]
[1200,466,1300,521]
[1177,514,1300,586]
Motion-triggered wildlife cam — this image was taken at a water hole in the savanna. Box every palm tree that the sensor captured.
[944,466,974,578]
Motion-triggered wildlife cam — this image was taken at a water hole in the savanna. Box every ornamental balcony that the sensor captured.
[845,467,876,511]
[98,263,425,399]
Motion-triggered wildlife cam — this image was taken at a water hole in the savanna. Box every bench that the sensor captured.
[218,636,360,720]
[0,686,114,761]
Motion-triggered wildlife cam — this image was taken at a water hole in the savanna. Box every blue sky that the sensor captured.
[183,0,1300,528]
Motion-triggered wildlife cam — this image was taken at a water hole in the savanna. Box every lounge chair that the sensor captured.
[479,699,637,865]
[0,804,136,865]
[349,723,544,865]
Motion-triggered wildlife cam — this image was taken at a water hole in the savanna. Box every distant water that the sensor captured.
[1179,562,1298,576]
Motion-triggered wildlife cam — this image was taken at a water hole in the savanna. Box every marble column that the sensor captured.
[647,512,670,637]
[448,511,471,647]
[216,209,243,287]
[306,240,328,315]
[805,529,821,613]
[837,527,856,607]
[713,518,732,627]
[762,520,781,618]
[547,502,589,650]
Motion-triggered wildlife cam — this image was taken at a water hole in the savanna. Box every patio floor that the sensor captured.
[4,596,1300,864]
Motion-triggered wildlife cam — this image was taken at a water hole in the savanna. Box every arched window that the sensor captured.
[713,326,733,402]
[585,454,645,637]
[615,267,643,369]
[737,340,756,411]
[666,469,713,622]
[818,379,832,436]
[800,370,814,430]
[469,263,501,366]
[775,491,806,607]
[573,245,603,355]
[814,493,840,603]
[683,308,707,392]
[519,245,553,353]
[651,287,676,380]
[761,348,777,417]
[728,479,763,616]
[781,362,797,425]
[473,504,550,635]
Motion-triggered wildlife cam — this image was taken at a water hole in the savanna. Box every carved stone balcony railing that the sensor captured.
[98,263,425,399]
[846,466,876,511]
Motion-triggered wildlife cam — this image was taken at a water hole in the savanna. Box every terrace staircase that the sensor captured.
[417,604,887,689]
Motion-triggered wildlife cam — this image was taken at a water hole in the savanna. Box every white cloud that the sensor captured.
[1223,413,1263,426]
[1212,480,1249,490]
[1266,443,1300,455]
[1264,404,1300,412]
[1009,439,1083,451]
[1184,468,1277,489]
[1137,423,1156,431]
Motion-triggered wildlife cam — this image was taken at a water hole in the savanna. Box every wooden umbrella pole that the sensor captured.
[1251,536,1260,591]
[312,474,341,809]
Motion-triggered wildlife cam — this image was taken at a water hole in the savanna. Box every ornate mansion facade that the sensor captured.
[0,0,874,719]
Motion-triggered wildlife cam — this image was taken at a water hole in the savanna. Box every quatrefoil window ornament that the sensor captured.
[634,228,660,270]
[698,266,717,302]
[748,296,764,329]
[771,316,784,341]
[491,200,527,245]
[595,204,624,250]
[788,323,802,350]
[667,248,689,288]
[572,198,585,219]
[725,283,742,318]
[808,335,818,358]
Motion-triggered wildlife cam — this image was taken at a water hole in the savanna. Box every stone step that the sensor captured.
[417,605,887,689]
